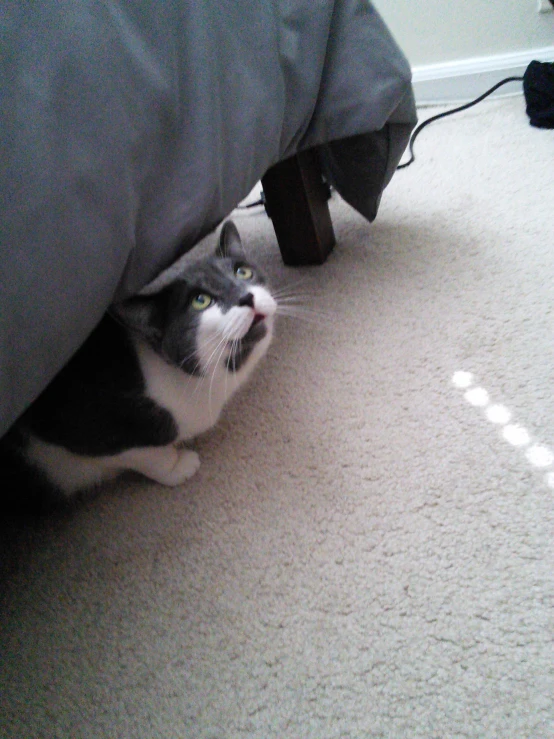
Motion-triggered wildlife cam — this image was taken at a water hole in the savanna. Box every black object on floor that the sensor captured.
[523,61,554,129]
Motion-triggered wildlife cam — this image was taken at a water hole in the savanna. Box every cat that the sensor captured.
[1,221,277,513]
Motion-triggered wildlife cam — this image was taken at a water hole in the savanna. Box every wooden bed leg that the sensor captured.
[261,149,336,266]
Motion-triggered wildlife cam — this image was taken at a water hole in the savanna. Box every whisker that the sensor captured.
[273,290,328,311]
[273,295,314,304]
[270,276,311,297]
[275,299,329,317]
[275,306,331,325]
[208,336,230,421]
[178,332,221,371]
[179,334,224,396]
[229,338,239,374]
[224,338,237,396]
[276,302,332,318]
[271,292,314,306]
[202,334,228,376]
[189,333,228,402]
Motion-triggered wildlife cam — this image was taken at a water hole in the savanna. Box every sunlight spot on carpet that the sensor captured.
[452,371,474,389]
[502,424,531,447]
[464,387,489,407]
[453,370,553,485]
[486,404,512,424]
[525,444,554,468]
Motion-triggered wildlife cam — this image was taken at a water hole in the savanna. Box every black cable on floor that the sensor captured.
[397,76,524,169]
[235,191,266,210]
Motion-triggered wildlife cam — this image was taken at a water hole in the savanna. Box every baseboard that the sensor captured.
[412,47,554,106]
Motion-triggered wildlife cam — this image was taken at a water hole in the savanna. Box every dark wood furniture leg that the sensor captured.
[261,149,336,266]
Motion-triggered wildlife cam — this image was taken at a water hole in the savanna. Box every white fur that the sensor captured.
[26,287,276,496]
[141,286,276,436]
[27,438,202,493]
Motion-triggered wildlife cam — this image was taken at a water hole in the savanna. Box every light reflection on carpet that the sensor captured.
[452,371,554,488]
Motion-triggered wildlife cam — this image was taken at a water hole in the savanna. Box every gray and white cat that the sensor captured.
[1,221,276,512]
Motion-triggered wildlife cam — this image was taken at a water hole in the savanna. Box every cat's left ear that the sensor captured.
[110,289,171,345]
[216,220,245,259]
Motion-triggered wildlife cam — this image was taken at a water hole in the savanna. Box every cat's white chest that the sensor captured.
[135,337,268,441]
[136,343,227,439]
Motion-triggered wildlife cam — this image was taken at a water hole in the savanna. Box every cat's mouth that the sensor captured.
[252,313,265,326]
[239,313,268,344]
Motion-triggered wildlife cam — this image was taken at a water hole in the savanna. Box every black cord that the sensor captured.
[236,191,266,209]
[397,76,524,169]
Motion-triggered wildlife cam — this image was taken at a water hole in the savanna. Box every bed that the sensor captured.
[0,0,416,436]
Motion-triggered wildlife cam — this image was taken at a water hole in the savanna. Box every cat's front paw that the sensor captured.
[164,449,201,486]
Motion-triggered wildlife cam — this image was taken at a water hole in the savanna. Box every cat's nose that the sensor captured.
[238,293,255,309]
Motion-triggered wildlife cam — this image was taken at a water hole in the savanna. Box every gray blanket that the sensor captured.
[0,0,416,435]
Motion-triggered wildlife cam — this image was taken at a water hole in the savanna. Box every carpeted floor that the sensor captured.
[1,96,553,738]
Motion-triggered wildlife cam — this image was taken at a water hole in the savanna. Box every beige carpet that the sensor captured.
[1,96,553,738]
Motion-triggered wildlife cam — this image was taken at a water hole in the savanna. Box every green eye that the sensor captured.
[191,294,212,311]
[235,265,253,280]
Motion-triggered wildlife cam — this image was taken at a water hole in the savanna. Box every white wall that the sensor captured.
[373,0,554,103]
[373,0,554,66]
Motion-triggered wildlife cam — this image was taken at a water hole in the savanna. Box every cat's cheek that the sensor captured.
[198,304,224,334]
[195,305,226,371]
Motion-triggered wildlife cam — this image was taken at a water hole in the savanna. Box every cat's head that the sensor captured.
[112,221,276,375]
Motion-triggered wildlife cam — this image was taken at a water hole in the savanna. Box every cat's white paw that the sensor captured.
[163,449,201,486]
[120,445,201,487]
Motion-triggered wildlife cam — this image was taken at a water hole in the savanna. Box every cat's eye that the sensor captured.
[191,293,212,311]
[235,265,253,280]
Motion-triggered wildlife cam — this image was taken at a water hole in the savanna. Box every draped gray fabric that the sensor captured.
[0,0,416,435]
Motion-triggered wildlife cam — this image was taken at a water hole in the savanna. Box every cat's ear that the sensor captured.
[217,220,244,259]
[110,289,171,344]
